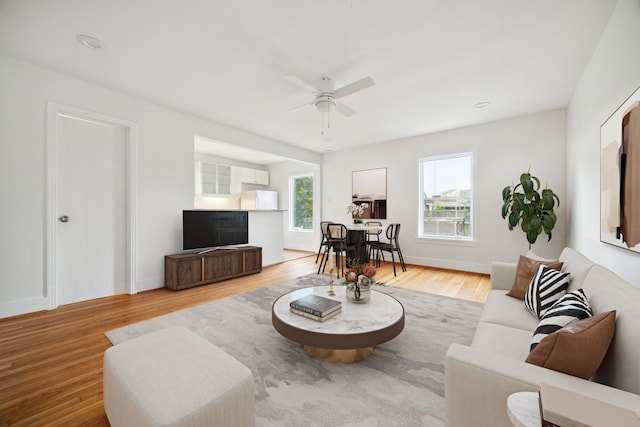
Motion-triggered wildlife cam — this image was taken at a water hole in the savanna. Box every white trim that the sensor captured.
[414,236,478,247]
[46,104,57,309]
[45,102,138,310]
[417,151,475,241]
[0,297,48,319]
[127,125,138,295]
[402,254,489,275]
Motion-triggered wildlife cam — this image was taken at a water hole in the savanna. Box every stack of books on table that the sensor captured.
[289,294,341,322]
[538,383,640,427]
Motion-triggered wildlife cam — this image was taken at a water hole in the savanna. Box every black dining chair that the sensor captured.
[364,220,383,262]
[315,221,333,264]
[370,223,407,276]
[318,223,355,277]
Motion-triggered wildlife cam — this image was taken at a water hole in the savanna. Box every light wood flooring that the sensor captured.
[0,251,489,426]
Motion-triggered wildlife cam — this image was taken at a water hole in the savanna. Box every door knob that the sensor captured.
[59,215,70,223]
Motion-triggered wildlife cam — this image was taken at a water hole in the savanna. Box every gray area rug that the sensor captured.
[105,274,483,427]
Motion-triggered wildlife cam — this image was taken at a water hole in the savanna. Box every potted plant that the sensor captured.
[501,172,560,247]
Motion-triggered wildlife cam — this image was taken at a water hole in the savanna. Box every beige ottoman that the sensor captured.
[103,326,254,427]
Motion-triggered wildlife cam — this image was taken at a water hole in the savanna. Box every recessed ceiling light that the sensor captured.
[473,101,491,109]
[76,34,103,50]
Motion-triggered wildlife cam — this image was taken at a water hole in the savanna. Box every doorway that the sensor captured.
[46,103,137,309]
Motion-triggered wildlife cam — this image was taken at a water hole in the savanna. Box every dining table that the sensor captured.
[344,223,384,263]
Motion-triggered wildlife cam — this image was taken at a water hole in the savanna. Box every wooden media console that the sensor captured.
[165,246,262,290]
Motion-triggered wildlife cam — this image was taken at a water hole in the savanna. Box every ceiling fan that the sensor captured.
[286,75,375,117]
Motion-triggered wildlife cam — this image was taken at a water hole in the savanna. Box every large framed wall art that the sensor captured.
[352,168,387,219]
[601,86,640,252]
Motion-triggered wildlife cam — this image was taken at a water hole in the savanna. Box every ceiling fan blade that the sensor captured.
[287,100,314,113]
[333,76,375,99]
[335,102,356,117]
[285,75,316,92]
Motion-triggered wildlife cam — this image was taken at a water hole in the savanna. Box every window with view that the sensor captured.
[289,174,314,231]
[419,153,473,240]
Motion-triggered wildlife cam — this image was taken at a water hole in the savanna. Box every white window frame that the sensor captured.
[289,173,314,233]
[418,152,475,242]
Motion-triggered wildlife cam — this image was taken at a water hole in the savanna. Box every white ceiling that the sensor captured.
[0,0,617,157]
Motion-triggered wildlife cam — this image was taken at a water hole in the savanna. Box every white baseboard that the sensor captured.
[264,254,286,266]
[283,243,316,252]
[0,296,48,319]
[136,277,165,293]
[401,255,490,275]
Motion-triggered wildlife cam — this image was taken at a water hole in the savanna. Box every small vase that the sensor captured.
[346,283,371,303]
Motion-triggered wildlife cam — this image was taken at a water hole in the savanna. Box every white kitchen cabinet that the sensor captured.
[195,161,231,195]
[241,167,256,184]
[231,167,270,190]
[255,169,269,185]
[217,165,231,194]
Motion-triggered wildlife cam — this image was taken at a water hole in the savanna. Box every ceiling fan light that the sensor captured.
[315,95,336,113]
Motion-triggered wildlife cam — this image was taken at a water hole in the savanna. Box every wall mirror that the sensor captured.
[352,168,387,219]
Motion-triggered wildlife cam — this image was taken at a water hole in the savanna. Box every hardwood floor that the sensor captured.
[0,251,489,426]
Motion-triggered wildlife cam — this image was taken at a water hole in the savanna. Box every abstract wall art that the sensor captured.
[352,168,387,219]
[601,86,640,252]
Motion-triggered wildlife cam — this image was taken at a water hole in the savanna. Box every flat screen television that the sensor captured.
[183,210,249,251]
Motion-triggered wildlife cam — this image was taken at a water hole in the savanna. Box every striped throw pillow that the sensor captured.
[524,264,571,319]
[530,288,593,351]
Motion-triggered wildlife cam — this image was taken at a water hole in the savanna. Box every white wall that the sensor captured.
[566,0,640,288]
[0,54,320,317]
[268,160,321,252]
[322,110,568,273]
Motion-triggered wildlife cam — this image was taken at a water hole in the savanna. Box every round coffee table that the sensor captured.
[272,285,405,363]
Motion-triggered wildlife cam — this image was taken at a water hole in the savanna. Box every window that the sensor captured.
[419,152,473,240]
[289,174,314,231]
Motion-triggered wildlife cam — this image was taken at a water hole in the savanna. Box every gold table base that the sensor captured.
[303,345,374,363]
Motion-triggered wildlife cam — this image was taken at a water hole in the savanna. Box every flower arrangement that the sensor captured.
[346,202,369,217]
[341,259,384,303]
[342,259,384,295]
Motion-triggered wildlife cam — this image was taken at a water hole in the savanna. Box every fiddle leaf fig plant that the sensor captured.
[501,172,560,247]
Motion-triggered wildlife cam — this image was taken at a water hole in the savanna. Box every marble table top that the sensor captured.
[345,224,384,231]
[273,285,403,334]
[272,285,405,350]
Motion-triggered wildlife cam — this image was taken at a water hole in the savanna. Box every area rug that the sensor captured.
[105,274,483,427]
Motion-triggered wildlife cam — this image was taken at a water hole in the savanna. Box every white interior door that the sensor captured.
[56,114,127,305]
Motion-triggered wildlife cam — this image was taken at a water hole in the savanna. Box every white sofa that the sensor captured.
[445,248,640,427]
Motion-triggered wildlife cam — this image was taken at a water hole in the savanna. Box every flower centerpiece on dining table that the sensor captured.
[346,202,369,224]
[342,259,384,303]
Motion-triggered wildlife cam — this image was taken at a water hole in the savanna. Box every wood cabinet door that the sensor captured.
[165,256,202,289]
[203,251,243,280]
[244,248,262,273]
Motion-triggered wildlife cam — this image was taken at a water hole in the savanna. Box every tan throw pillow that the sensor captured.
[525,310,616,379]
[507,255,564,300]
